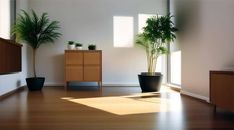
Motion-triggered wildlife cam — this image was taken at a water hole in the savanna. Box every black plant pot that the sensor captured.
[88,46,96,50]
[138,72,163,92]
[26,77,45,91]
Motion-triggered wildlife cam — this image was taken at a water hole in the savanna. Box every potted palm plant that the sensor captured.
[136,14,177,92]
[12,10,61,91]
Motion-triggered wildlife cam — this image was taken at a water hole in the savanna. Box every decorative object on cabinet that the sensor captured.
[0,38,22,74]
[210,70,234,112]
[12,10,61,91]
[75,43,83,50]
[67,41,75,50]
[64,50,102,90]
[88,44,96,50]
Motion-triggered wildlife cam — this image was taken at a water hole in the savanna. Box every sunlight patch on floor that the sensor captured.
[61,92,182,115]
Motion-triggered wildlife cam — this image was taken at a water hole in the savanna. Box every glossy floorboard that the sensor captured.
[0,86,233,130]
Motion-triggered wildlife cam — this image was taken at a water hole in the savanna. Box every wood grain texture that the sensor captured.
[6,43,22,72]
[84,66,101,81]
[0,86,233,130]
[65,66,83,81]
[65,51,83,65]
[84,51,101,65]
[210,71,234,112]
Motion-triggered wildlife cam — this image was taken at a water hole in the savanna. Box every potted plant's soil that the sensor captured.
[138,72,163,92]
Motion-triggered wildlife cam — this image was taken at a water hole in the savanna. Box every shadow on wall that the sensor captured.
[175,0,202,36]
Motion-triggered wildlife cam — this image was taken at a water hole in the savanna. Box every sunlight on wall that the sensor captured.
[0,0,11,39]
[113,16,134,47]
[170,51,181,85]
[61,91,182,115]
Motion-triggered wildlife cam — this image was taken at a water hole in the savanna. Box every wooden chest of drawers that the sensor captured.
[64,50,102,89]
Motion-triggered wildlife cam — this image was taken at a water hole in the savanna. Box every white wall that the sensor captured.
[173,0,234,99]
[29,0,167,86]
[0,0,29,96]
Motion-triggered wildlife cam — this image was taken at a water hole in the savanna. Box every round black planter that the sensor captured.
[138,72,163,92]
[26,77,45,91]
[88,46,96,50]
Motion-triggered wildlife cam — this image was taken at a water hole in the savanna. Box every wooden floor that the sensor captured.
[0,86,233,130]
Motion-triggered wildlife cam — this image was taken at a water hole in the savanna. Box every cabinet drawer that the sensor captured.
[84,52,101,65]
[66,66,83,81]
[65,52,83,65]
[84,66,101,81]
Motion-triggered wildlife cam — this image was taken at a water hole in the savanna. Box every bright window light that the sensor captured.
[138,14,157,33]
[0,0,11,39]
[170,51,181,85]
[113,16,134,47]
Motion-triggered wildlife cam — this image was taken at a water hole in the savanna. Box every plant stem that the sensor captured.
[32,48,37,77]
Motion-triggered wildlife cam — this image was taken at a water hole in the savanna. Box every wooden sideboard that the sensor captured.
[210,70,234,112]
[0,38,22,74]
[64,50,102,90]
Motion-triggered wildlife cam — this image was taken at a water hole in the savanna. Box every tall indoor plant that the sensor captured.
[12,10,61,91]
[136,14,177,92]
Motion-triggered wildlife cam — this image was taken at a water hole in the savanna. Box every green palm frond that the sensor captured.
[12,9,61,49]
[12,9,62,77]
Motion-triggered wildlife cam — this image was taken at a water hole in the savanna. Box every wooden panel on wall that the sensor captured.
[0,42,7,73]
[6,43,22,72]
[0,38,22,74]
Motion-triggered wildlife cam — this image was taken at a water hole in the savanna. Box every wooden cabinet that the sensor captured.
[64,50,102,89]
[210,70,234,112]
[0,38,22,74]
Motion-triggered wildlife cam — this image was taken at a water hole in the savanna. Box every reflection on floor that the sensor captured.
[62,92,182,115]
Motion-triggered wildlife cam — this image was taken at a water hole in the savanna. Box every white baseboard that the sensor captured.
[102,83,138,87]
[44,82,64,86]
[181,90,210,102]
[44,82,139,87]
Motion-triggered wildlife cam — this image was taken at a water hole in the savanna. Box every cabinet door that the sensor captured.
[65,51,83,65]
[84,52,101,65]
[84,66,101,81]
[66,66,83,81]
